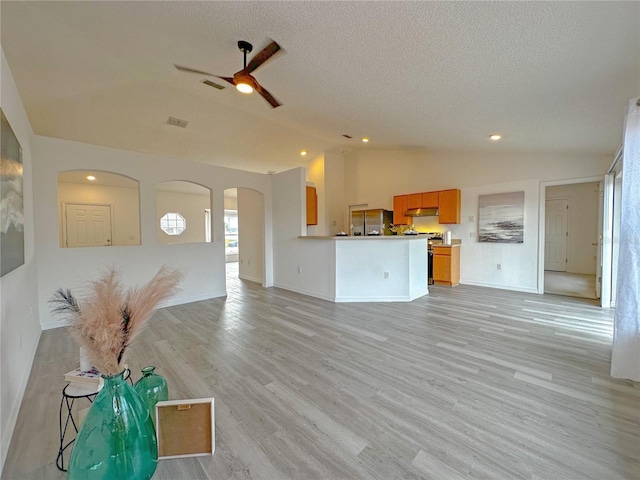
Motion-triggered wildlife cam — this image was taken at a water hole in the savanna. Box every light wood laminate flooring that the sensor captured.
[2,267,638,480]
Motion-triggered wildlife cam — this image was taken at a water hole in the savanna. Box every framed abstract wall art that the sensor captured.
[478,191,524,243]
[1,109,25,276]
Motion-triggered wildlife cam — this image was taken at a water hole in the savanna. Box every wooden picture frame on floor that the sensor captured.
[155,398,215,459]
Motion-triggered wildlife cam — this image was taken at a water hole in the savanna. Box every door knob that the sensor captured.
[592,242,598,246]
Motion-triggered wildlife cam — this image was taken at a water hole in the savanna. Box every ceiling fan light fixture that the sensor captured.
[234,71,257,94]
[236,82,254,94]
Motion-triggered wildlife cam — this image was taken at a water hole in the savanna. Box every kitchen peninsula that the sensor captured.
[298,235,428,302]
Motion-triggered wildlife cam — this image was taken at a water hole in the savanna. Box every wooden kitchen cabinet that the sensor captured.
[438,189,461,224]
[393,195,410,225]
[433,245,460,286]
[306,186,318,225]
[422,191,439,208]
[407,193,422,209]
[395,188,460,225]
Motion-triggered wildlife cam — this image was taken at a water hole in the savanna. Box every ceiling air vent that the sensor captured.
[201,79,225,90]
[167,117,189,128]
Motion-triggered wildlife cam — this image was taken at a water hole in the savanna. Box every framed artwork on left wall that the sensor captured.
[1,108,25,276]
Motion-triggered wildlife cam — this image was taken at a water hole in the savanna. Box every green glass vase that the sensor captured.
[67,371,158,480]
[134,366,169,426]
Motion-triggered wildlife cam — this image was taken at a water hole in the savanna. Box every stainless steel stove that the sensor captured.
[425,232,442,285]
[425,232,443,251]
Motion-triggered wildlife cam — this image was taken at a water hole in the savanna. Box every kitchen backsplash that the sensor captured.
[412,216,449,233]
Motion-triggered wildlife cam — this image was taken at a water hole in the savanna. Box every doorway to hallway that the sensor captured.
[543,181,600,300]
[544,271,597,299]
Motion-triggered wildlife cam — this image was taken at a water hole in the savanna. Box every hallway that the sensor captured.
[544,271,597,299]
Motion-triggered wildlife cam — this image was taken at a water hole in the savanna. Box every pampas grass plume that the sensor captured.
[50,266,183,375]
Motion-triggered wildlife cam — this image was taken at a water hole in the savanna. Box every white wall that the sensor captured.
[238,188,264,284]
[32,136,272,330]
[224,193,237,210]
[345,149,610,209]
[306,153,346,236]
[344,149,610,292]
[156,189,210,244]
[324,153,346,235]
[546,182,599,274]
[273,168,339,298]
[0,48,41,471]
[306,154,326,236]
[451,180,540,292]
[335,238,427,301]
[58,182,141,247]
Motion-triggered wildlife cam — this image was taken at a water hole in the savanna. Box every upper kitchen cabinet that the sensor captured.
[421,191,439,208]
[407,193,422,209]
[306,186,318,225]
[438,189,461,224]
[393,195,410,225]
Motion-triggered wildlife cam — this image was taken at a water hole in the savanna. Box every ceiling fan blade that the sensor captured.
[174,64,218,76]
[255,83,281,108]
[244,40,282,74]
[216,76,236,86]
[175,65,235,86]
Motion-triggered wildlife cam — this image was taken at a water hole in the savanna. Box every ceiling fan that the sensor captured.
[175,40,283,108]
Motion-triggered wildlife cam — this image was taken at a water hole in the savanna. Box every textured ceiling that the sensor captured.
[2,1,638,174]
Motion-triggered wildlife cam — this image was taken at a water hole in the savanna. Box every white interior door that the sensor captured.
[65,203,112,247]
[545,198,568,271]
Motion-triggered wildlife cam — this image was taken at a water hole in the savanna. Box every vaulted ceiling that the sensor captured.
[2,1,638,174]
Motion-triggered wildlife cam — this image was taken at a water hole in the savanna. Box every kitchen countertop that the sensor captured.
[432,241,462,247]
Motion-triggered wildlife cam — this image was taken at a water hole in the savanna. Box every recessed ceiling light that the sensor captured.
[489,134,502,141]
[300,150,307,156]
[86,175,96,181]
[362,138,369,143]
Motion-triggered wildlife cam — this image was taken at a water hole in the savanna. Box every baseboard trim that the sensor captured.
[272,283,335,302]
[238,274,262,284]
[41,291,228,330]
[1,328,41,472]
[163,291,227,307]
[41,320,69,330]
[272,283,429,303]
[461,280,539,294]
[335,295,416,302]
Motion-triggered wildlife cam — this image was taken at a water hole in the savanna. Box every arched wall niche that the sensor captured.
[157,180,212,244]
[57,170,141,248]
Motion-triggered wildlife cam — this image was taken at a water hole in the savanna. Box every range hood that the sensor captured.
[405,207,439,217]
